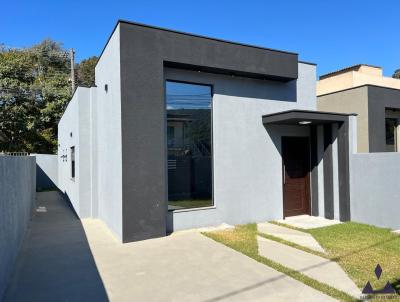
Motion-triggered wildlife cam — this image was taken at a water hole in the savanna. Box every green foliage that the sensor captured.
[393,69,400,79]
[0,39,72,153]
[77,56,98,87]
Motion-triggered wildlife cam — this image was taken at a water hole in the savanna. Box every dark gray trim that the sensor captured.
[323,124,334,219]
[118,21,300,242]
[118,20,298,55]
[337,120,351,221]
[310,125,319,216]
[262,110,356,125]
[299,60,317,66]
[96,20,299,73]
[163,61,290,81]
[367,86,400,152]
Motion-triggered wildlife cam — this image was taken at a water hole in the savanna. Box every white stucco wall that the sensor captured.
[58,90,81,214]
[58,26,123,240]
[33,154,58,190]
[165,63,318,231]
[58,87,94,218]
[94,24,123,240]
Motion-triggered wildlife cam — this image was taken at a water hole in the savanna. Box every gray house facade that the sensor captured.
[58,20,356,243]
[318,65,400,153]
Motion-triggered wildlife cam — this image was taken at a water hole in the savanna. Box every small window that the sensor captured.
[385,118,397,152]
[71,146,75,179]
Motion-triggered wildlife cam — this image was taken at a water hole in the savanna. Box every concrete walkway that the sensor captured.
[3,191,108,302]
[276,215,342,229]
[257,236,361,298]
[257,222,325,253]
[4,191,337,302]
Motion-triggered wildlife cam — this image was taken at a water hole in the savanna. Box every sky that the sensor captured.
[1,0,399,77]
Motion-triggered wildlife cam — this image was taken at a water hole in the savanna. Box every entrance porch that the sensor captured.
[263,110,356,221]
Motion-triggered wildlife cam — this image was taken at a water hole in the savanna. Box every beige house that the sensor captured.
[317,65,400,153]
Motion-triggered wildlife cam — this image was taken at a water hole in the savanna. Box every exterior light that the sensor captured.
[299,121,312,125]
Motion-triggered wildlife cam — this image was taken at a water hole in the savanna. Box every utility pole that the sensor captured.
[70,48,75,92]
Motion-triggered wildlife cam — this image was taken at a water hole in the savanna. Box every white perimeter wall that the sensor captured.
[0,156,36,298]
[165,62,317,231]
[348,115,400,230]
[350,152,400,230]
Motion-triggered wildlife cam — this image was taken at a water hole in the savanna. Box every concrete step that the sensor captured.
[257,222,325,253]
[257,236,361,299]
[276,215,342,230]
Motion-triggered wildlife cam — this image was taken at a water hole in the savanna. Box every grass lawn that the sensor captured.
[306,222,400,295]
[204,224,359,302]
[168,199,212,209]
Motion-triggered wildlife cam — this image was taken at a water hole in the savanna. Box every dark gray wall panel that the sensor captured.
[310,125,319,216]
[118,21,299,242]
[368,86,400,152]
[323,124,334,219]
[337,120,351,221]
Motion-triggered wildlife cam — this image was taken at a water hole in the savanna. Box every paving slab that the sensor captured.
[257,236,361,299]
[277,215,342,229]
[257,222,325,253]
[4,191,337,302]
[83,221,338,302]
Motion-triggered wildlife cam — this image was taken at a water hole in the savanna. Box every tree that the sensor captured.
[0,39,72,153]
[77,56,98,87]
[393,69,400,79]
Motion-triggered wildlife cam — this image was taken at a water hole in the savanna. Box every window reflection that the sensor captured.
[166,81,213,210]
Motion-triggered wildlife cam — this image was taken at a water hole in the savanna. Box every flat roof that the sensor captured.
[319,64,382,80]
[262,110,357,125]
[317,84,400,97]
[98,19,305,66]
[118,20,297,55]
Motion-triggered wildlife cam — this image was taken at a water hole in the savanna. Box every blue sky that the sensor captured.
[1,0,399,77]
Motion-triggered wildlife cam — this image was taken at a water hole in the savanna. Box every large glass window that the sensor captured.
[166,81,212,210]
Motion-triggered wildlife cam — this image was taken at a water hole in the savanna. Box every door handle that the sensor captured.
[283,164,286,185]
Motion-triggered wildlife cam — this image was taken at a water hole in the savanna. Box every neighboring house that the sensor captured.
[58,20,357,243]
[317,64,400,153]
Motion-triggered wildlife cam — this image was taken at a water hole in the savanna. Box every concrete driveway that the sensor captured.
[4,192,336,302]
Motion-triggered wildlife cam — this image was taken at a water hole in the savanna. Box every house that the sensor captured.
[317,64,400,152]
[58,20,357,243]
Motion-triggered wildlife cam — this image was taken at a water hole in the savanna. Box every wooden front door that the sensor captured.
[282,137,311,217]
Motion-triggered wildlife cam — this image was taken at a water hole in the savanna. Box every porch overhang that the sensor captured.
[262,110,357,126]
[262,109,357,223]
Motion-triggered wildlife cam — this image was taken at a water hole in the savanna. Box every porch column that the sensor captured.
[323,124,334,219]
[337,119,351,221]
[310,125,319,216]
